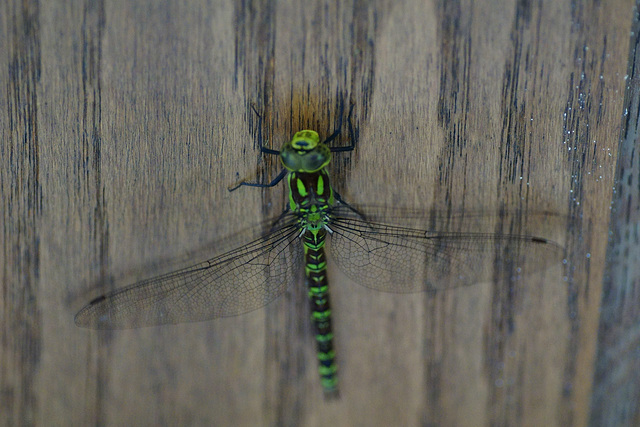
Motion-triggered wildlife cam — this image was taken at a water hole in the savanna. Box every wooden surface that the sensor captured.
[589,6,640,426]
[1,0,636,426]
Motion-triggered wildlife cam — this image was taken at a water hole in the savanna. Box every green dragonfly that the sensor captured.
[75,118,563,394]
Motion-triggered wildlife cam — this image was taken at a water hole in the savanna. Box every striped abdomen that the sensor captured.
[302,228,337,392]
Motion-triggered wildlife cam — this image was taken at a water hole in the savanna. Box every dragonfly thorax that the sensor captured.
[280,130,332,173]
[288,167,335,208]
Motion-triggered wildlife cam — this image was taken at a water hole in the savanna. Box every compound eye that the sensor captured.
[280,149,301,170]
[280,130,329,172]
[305,153,324,170]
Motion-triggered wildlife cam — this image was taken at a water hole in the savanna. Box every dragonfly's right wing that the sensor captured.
[75,216,303,329]
[328,203,566,293]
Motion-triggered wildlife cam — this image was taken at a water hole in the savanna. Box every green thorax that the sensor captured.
[281,130,335,233]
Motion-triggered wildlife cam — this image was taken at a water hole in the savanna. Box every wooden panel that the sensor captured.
[589,6,640,427]
[0,0,635,426]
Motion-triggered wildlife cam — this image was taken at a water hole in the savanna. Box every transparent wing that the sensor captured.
[328,203,565,292]
[75,214,303,329]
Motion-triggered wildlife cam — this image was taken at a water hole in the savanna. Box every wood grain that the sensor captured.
[589,5,640,426]
[1,0,636,426]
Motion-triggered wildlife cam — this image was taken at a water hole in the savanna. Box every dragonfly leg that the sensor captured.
[333,192,368,220]
[249,103,281,155]
[227,168,288,192]
[323,97,345,145]
[326,100,356,153]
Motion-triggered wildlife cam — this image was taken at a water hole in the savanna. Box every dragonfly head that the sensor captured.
[280,130,331,173]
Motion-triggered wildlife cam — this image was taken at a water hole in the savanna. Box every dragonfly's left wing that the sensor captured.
[75,215,303,329]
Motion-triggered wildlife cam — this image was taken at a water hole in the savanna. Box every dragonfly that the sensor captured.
[75,118,563,395]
